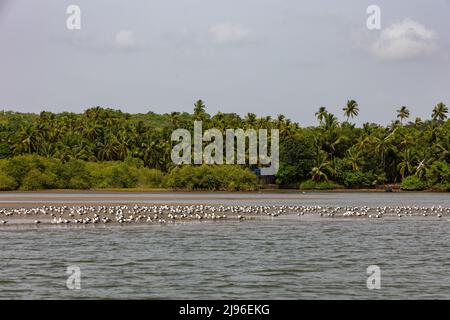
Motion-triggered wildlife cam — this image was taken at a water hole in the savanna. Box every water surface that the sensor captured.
[0,192,449,299]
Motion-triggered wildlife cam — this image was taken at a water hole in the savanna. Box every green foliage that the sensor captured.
[0,155,166,190]
[111,163,140,188]
[400,176,426,191]
[55,159,93,189]
[138,168,165,188]
[4,155,33,186]
[434,183,450,192]
[86,162,139,188]
[21,169,58,190]
[0,172,17,190]
[426,161,450,185]
[0,103,449,191]
[276,135,315,185]
[163,165,258,191]
[343,171,374,188]
[299,180,340,190]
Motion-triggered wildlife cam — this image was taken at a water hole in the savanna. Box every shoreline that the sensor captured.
[0,188,447,194]
[1,190,449,209]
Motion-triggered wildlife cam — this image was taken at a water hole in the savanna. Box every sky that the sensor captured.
[1,0,450,126]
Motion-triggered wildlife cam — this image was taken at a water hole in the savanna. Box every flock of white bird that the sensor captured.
[0,204,449,225]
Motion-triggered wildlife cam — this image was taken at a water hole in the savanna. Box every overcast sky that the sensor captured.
[1,0,450,126]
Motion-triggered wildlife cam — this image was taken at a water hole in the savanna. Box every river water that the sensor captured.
[0,192,449,299]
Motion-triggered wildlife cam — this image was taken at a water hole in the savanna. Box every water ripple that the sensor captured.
[1,218,450,299]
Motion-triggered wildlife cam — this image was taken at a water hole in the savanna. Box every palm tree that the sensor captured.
[85,106,104,121]
[212,112,225,131]
[13,124,38,154]
[356,135,371,151]
[168,112,180,127]
[412,117,423,128]
[82,122,102,141]
[244,113,257,128]
[362,123,376,136]
[397,149,415,179]
[432,142,450,162]
[374,130,396,168]
[415,158,429,179]
[315,106,327,124]
[275,114,286,129]
[193,99,206,121]
[279,120,296,139]
[432,102,448,121]
[343,100,359,122]
[310,151,333,182]
[396,106,410,124]
[346,147,363,171]
[97,136,119,161]
[324,112,338,130]
[329,135,348,158]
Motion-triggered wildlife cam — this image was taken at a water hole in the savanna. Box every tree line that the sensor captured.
[0,99,448,191]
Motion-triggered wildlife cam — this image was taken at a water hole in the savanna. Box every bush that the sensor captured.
[4,155,33,186]
[400,176,426,191]
[86,162,113,187]
[67,176,93,189]
[163,165,258,191]
[276,136,315,185]
[0,155,168,190]
[0,172,17,191]
[21,169,58,190]
[87,162,140,188]
[434,183,450,192]
[426,161,450,186]
[0,155,260,191]
[299,180,340,190]
[55,159,93,189]
[138,168,164,188]
[343,171,374,188]
[110,163,139,188]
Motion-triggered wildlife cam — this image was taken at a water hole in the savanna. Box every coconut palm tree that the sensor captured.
[396,106,410,124]
[415,158,429,179]
[323,112,338,131]
[275,114,286,129]
[432,102,448,121]
[315,106,327,124]
[193,99,207,121]
[412,117,423,128]
[13,124,39,154]
[374,130,396,169]
[310,151,333,182]
[85,106,104,121]
[346,147,363,171]
[244,113,257,128]
[342,100,359,122]
[397,149,415,179]
[168,112,181,127]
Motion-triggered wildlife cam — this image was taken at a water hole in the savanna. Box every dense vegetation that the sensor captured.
[0,100,449,191]
[0,155,257,191]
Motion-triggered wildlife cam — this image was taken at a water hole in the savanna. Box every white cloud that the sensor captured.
[370,19,438,61]
[114,30,136,48]
[209,23,249,45]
